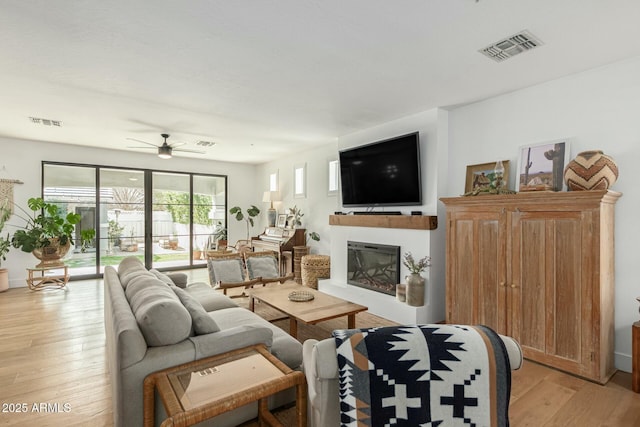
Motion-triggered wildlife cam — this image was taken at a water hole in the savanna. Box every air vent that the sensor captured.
[479,30,543,62]
[196,140,216,147]
[29,116,63,127]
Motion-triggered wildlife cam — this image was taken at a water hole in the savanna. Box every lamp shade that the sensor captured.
[262,191,281,203]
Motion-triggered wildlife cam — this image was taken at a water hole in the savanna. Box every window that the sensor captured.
[269,171,279,192]
[328,159,339,196]
[294,163,306,198]
[43,162,227,277]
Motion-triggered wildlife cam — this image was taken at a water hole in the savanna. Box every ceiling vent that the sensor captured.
[29,116,63,127]
[196,140,216,147]
[479,30,543,62]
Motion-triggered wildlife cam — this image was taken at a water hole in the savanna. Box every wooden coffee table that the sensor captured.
[143,344,306,427]
[249,282,368,338]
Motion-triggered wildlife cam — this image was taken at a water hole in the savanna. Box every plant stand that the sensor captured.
[26,266,69,291]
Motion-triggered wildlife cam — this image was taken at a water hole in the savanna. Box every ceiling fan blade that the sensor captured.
[126,137,158,147]
[127,146,156,150]
[168,142,186,149]
[173,148,206,154]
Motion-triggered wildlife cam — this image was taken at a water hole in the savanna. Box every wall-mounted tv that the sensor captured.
[339,132,422,207]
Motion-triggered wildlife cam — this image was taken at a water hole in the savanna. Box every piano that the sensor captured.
[252,227,306,275]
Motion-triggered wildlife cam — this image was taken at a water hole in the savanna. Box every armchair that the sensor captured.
[303,325,522,427]
[206,252,261,297]
[244,251,294,285]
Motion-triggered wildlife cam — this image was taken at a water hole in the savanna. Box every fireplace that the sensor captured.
[346,241,400,295]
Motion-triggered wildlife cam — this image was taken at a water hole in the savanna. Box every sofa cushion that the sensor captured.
[246,256,279,279]
[172,286,220,335]
[208,307,303,369]
[118,256,148,289]
[124,276,192,346]
[185,282,239,312]
[207,258,245,284]
[125,273,166,308]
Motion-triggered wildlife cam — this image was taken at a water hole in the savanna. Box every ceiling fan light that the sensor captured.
[158,145,172,159]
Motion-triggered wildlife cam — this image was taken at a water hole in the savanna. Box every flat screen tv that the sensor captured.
[339,132,422,207]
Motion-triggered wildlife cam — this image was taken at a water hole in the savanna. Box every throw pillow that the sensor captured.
[207,258,245,283]
[246,256,279,279]
[172,286,220,335]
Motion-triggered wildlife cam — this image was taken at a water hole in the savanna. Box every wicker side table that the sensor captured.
[301,255,330,289]
[143,344,306,427]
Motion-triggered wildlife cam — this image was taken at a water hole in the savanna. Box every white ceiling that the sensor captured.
[2,1,640,164]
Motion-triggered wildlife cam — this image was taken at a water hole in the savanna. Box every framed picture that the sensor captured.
[465,160,510,193]
[517,139,570,192]
[276,214,287,228]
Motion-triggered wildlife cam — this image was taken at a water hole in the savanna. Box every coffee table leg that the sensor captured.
[347,314,356,330]
[250,296,255,312]
[289,318,298,339]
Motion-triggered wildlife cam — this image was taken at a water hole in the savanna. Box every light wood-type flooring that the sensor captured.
[0,269,639,426]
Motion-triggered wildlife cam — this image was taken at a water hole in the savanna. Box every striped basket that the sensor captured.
[301,255,331,289]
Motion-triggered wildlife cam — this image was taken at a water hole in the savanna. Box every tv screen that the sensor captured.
[339,132,422,207]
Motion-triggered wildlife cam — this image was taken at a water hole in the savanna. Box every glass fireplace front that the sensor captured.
[346,241,400,296]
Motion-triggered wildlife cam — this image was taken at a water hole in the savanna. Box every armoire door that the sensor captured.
[446,210,508,333]
[510,209,592,375]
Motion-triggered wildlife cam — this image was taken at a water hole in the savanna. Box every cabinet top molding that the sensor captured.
[440,190,621,207]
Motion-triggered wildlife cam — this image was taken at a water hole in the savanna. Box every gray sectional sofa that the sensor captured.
[104,256,302,427]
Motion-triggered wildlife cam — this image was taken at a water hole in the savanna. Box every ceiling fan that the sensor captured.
[126,133,205,159]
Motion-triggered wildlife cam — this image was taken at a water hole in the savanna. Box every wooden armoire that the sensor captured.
[440,190,621,383]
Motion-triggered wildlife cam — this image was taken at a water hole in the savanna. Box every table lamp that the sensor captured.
[262,191,281,227]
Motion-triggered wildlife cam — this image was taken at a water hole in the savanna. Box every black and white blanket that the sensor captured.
[333,324,512,427]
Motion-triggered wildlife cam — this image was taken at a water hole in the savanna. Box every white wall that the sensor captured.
[447,55,640,372]
[0,137,256,287]
[258,109,448,324]
[255,140,340,256]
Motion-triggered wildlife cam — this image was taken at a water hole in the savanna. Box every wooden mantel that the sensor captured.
[329,214,437,230]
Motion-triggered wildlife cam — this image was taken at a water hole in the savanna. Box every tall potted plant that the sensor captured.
[10,197,89,268]
[229,205,260,242]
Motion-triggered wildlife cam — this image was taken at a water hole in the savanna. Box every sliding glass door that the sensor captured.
[42,162,227,278]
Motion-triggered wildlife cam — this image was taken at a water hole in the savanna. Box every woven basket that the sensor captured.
[301,255,330,289]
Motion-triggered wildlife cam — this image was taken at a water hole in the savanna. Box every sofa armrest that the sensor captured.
[166,272,188,288]
[302,338,341,427]
[188,325,273,359]
[499,334,523,370]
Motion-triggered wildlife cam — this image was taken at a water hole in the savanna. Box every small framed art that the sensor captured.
[276,214,287,228]
[465,160,510,193]
[516,139,570,192]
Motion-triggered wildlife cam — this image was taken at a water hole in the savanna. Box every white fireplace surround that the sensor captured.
[319,224,439,325]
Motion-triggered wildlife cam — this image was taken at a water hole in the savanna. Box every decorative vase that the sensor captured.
[406,273,425,307]
[564,150,619,191]
[32,238,71,268]
[396,283,406,302]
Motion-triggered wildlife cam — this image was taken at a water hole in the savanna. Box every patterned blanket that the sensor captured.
[333,324,512,427]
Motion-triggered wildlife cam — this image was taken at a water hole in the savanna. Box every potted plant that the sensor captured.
[402,252,431,307]
[123,228,138,252]
[8,197,93,268]
[229,205,260,242]
[211,221,228,250]
[287,205,304,228]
